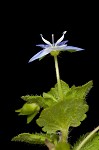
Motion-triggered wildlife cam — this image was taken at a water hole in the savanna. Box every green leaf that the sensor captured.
[36,81,93,134]
[42,92,58,107]
[11,133,58,145]
[21,95,47,108]
[37,98,88,134]
[72,131,99,150]
[66,80,93,100]
[47,80,70,100]
[42,80,92,105]
[42,80,70,106]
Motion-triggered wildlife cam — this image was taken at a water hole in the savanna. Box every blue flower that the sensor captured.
[29,31,84,63]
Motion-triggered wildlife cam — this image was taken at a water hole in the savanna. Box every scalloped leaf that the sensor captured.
[36,98,88,134]
[36,81,93,134]
[72,131,99,150]
[42,80,93,105]
[11,133,58,145]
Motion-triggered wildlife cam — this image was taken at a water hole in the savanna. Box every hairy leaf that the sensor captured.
[37,98,88,134]
[66,80,93,100]
[43,80,70,102]
[21,95,47,108]
[11,133,58,145]
[43,80,93,105]
[36,81,93,134]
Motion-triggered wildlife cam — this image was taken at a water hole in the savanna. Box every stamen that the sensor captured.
[52,34,54,46]
[55,31,67,46]
[63,31,67,35]
[40,34,52,46]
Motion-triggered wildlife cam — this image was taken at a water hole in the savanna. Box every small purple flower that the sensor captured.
[29,31,84,63]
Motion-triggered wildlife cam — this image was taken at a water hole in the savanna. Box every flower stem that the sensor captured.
[54,56,63,101]
[76,126,99,150]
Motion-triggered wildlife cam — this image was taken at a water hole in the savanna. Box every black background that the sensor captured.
[1,1,99,149]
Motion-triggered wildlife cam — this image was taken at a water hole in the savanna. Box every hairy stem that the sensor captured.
[54,56,63,101]
[76,126,99,150]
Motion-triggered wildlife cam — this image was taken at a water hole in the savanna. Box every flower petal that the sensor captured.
[40,34,52,46]
[28,48,52,62]
[36,44,50,48]
[57,40,68,46]
[55,31,67,46]
[61,46,84,51]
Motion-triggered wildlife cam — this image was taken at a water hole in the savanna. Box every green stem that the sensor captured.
[54,56,63,101]
[61,129,69,143]
[76,126,99,150]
